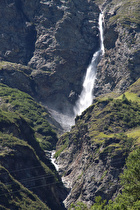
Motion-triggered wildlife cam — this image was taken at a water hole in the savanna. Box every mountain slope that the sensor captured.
[0,0,139,209]
[0,84,67,210]
[0,166,49,210]
[55,78,140,208]
[0,82,62,149]
[0,0,100,115]
[94,0,140,97]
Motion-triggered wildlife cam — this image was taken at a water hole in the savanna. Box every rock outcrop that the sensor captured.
[30,0,100,114]
[55,78,140,208]
[0,61,35,96]
[94,0,140,97]
[0,0,100,116]
[0,0,139,119]
[0,0,38,65]
[0,0,140,209]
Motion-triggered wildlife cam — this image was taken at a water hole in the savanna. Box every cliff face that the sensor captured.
[0,0,139,115]
[0,0,140,209]
[94,0,140,97]
[0,0,38,65]
[56,79,140,208]
[1,0,139,119]
[0,1,102,208]
[28,0,100,113]
[0,0,100,115]
[54,0,140,207]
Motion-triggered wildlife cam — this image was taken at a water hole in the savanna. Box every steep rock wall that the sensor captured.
[94,0,140,97]
[56,85,140,208]
[0,0,100,115]
[30,0,100,114]
[0,0,139,119]
[0,0,38,65]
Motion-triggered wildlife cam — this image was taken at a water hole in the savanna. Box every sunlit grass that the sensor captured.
[126,127,140,145]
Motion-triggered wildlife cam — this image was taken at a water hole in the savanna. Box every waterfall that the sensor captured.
[74,12,105,116]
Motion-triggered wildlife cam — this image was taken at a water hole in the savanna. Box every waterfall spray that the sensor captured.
[74,12,105,116]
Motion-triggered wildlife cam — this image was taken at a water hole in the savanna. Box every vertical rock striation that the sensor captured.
[94,0,140,97]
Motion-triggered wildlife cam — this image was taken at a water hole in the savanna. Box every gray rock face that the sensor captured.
[0,0,140,208]
[0,62,35,96]
[29,0,100,114]
[56,126,126,208]
[1,0,139,117]
[0,0,38,65]
[0,0,100,115]
[55,93,139,207]
[94,0,140,97]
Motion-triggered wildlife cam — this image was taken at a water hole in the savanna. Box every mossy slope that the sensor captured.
[0,84,67,209]
[0,83,58,150]
[95,0,140,28]
[56,78,140,207]
[0,166,49,210]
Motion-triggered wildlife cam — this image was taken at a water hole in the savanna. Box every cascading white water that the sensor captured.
[74,12,105,116]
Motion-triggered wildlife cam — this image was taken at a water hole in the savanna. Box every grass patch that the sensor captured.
[0,83,58,150]
[108,0,140,27]
[54,144,68,159]
[126,127,140,145]
[55,132,69,158]
[118,92,140,103]
[99,133,135,160]
[100,170,108,181]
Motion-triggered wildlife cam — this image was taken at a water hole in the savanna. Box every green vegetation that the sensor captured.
[78,95,140,143]
[94,0,140,27]
[118,78,140,104]
[110,95,140,129]
[0,61,32,75]
[57,80,140,208]
[93,148,140,209]
[107,0,140,28]
[99,133,135,162]
[0,108,60,209]
[69,201,88,210]
[54,132,69,158]
[0,108,50,162]
[0,83,57,150]
[0,82,63,209]
[69,148,140,210]
[127,127,140,144]
[0,166,49,210]
[57,92,140,159]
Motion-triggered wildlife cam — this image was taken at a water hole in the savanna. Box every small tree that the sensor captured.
[90,196,106,210]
